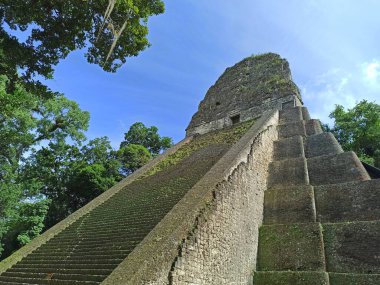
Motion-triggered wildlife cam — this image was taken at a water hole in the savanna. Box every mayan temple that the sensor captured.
[0,53,379,284]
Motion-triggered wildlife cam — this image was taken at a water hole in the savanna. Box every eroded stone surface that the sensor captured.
[186,53,301,136]
[257,223,325,271]
[329,273,380,285]
[315,179,380,223]
[264,185,316,225]
[305,132,343,158]
[268,157,309,187]
[253,271,329,285]
[273,135,304,161]
[308,151,370,185]
[323,221,380,274]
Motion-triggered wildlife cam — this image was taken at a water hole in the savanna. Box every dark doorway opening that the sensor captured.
[230,114,240,125]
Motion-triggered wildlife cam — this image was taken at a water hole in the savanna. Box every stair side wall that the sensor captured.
[101,110,279,285]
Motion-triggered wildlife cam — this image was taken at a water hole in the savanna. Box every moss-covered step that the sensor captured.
[323,220,380,273]
[264,185,316,225]
[257,223,325,271]
[315,179,380,223]
[253,271,329,285]
[329,273,380,285]
[307,151,370,185]
[278,121,306,139]
[268,157,309,187]
[305,132,343,158]
[273,135,305,161]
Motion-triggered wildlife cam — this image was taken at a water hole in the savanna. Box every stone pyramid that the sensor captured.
[0,53,379,284]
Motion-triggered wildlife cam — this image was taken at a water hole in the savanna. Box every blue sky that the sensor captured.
[42,0,380,146]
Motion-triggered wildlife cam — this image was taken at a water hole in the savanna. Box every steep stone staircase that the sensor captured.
[253,106,380,285]
[0,126,244,285]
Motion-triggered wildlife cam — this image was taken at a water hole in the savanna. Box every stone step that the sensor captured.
[0,276,100,285]
[305,119,323,136]
[47,235,142,244]
[305,132,343,158]
[273,136,304,161]
[12,263,116,270]
[315,179,380,223]
[268,157,309,188]
[40,238,140,249]
[301,107,311,121]
[278,121,306,139]
[323,220,380,274]
[252,271,329,285]
[278,119,323,139]
[7,268,112,276]
[308,151,370,185]
[329,273,380,285]
[30,249,130,257]
[22,254,125,262]
[18,259,121,266]
[257,223,325,271]
[264,185,316,225]
[279,107,304,124]
[34,243,133,252]
[1,272,104,282]
[54,229,148,240]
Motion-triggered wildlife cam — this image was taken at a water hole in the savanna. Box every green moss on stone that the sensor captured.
[257,223,325,271]
[140,120,254,178]
[329,273,380,285]
[253,271,329,285]
[323,221,380,274]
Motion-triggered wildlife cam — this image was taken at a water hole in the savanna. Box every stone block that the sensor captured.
[305,132,343,158]
[302,107,311,121]
[323,221,380,273]
[279,107,303,125]
[268,157,309,187]
[278,121,306,139]
[253,271,329,285]
[307,152,370,186]
[305,119,323,136]
[315,179,380,223]
[257,223,325,271]
[264,185,316,224]
[329,273,380,285]
[273,136,304,161]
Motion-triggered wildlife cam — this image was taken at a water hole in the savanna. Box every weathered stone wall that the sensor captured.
[187,94,301,136]
[186,53,301,136]
[101,110,279,285]
[170,118,278,284]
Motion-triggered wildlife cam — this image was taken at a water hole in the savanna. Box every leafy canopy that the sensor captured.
[0,0,165,82]
[327,100,380,167]
[120,122,172,155]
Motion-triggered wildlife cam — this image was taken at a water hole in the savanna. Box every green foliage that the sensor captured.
[121,122,173,155]
[0,75,90,257]
[118,144,152,174]
[1,199,50,258]
[328,100,380,167]
[0,75,89,164]
[22,137,122,228]
[0,0,165,81]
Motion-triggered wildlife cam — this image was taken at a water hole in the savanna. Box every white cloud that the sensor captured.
[362,60,380,85]
[301,59,380,126]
